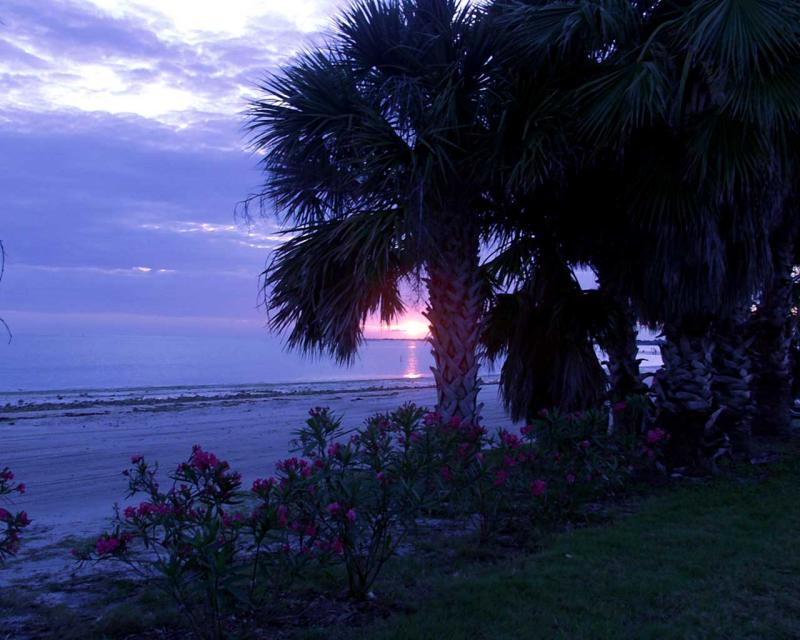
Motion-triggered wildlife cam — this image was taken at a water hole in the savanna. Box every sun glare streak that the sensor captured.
[403,341,422,379]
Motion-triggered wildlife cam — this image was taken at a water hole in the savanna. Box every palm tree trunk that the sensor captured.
[601,292,647,435]
[652,319,723,470]
[712,314,753,456]
[751,217,798,438]
[425,223,483,424]
[604,298,646,402]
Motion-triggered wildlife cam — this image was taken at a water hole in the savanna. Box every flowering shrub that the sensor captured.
[80,400,669,636]
[288,404,434,599]
[80,447,312,640]
[424,408,667,542]
[0,466,29,564]
[418,412,518,542]
[515,408,667,523]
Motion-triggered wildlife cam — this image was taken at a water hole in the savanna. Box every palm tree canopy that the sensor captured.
[246,0,501,232]
[495,0,800,327]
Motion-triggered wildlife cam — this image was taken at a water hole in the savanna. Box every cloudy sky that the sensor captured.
[0,0,432,338]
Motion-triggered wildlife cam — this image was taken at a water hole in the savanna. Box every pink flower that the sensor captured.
[304,524,317,537]
[499,430,521,449]
[612,401,627,413]
[17,512,30,527]
[520,424,535,437]
[16,483,25,495]
[345,508,356,523]
[327,502,341,515]
[0,469,14,482]
[131,455,143,465]
[376,471,386,484]
[276,505,289,528]
[530,479,547,497]
[0,508,10,521]
[123,506,137,519]
[565,473,576,485]
[331,538,344,554]
[494,470,508,487]
[646,428,668,444]
[252,477,275,495]
[95,536,121,556]
[190,446,221,471]
[440,466,453,482]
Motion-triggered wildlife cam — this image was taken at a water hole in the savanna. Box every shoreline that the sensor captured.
[0,376,448,415]
[1,360,661,588]
[0,384,513,588]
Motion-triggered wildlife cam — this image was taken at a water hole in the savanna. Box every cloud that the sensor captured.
[13,264,176,276]
[0,0,361,337]
[0,0,340,124]
[0,109,272,330]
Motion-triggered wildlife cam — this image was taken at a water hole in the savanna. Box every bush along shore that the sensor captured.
[63,400,671,639]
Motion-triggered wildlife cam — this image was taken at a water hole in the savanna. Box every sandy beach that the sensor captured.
[0,382,514,587]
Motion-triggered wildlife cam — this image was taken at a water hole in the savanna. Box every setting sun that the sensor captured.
[393,319,430,339]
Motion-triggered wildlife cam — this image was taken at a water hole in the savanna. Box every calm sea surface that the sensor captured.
[0,334,456,394]
[0,333,661,399]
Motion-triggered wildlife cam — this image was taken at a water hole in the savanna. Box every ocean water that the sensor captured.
[0,333,456,395]
[0,333,662,405]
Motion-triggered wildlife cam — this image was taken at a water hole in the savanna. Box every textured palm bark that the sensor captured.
[752,219,797,438]
[653,321,726,469]
[603,297,647,436]
[605,300,646,402]
[425,223,483,425]
[712,316,753,456]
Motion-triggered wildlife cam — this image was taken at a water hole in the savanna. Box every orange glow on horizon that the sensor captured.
[393,319,429,339]
[364,313,430,340]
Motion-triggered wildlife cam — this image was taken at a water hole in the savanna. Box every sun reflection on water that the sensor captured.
[403,341,423,379]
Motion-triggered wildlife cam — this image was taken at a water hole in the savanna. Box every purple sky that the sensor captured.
[0,0,596,341]
[0,0,415,338]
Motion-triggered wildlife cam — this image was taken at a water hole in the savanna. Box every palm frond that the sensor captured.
[494,0,641,66]
[263,209,415,362]
[680,0,800,80]
[482,249,608,419]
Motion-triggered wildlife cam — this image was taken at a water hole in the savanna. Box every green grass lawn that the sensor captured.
[5,454,799,639]
[311,456,800,640]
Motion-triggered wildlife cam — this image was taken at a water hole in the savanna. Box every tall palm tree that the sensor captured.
[497,0,800,465]
[751,198,800,437]
[245,0,533,424]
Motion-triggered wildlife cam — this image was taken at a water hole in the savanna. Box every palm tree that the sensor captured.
[481,227,613,420]
[497,0,800,466]
[751,201,800,438]
[245,0,525,424]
